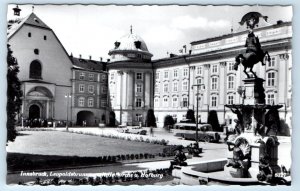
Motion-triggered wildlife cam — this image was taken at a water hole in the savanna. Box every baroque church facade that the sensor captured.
[7,8,292,133]
[8,11,108,126]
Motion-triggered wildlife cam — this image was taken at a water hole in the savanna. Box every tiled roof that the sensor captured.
[70,56,106,72]
[7,13,51,39]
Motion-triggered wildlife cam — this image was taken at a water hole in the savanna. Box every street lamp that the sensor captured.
[192,83,205,148]
[65,93,71,130]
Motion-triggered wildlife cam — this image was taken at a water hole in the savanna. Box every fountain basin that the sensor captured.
[172,158,260,185]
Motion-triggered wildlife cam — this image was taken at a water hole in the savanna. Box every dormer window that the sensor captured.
[134,41,142,49]
[114,41,120,49]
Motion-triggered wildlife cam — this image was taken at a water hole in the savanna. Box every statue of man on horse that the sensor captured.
[234,12,271,78]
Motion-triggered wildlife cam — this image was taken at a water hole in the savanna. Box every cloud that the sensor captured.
[143,26,184,44]
[171,15,230,30]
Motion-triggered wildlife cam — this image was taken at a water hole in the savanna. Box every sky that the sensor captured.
[7,4,293,60]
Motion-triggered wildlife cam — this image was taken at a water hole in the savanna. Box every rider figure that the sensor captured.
[245,29,265,66]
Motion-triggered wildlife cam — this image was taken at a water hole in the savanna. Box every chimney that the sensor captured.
[79,54,82,59]
[89,55,92,60]
[100,57,103,62]
[107,59,110,62]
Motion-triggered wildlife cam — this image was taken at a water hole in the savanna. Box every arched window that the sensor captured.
[29,60,42,79]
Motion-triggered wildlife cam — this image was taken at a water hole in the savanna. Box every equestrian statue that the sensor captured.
[234,12,271,78]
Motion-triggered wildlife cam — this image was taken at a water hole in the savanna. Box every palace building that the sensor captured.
[107,21,292,132]
[7,7,292,133]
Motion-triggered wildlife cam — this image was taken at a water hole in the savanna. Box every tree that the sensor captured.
[7,44,23,142]
[145,109,156,127]
[108,111,116,127]
[207,110,221,132]
[186,109,196,123]
[164,115,175,129]
[101,114,106,123]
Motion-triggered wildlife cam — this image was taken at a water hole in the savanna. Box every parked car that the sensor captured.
[119,126,147,135]
[173,123,220,143]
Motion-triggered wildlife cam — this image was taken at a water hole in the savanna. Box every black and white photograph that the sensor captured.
[5,4,292,186]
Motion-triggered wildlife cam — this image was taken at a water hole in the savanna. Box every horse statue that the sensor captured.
[234,31,271,78]
[234,12,271,78]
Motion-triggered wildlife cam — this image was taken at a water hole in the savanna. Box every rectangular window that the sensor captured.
[268,57,276,68]
[101,74,107,82]
[88,85,94,93]
[136,73,142,80]
[173,69,178,78]
[227,95,234,105]
[154,98,159,107]
[173,82,178,92]
[182,97,188,107]
[136,114,143,122]
[164,70,169,79]
[267,72,276,87]
[163,98,168,107]
[156,72,160,80]
[101,86,107,94]
[228,75,235,89]
[228,62,235,71]
[212,65,218,74]
[155,84,159,92]
[101,100,107,107]
[79,84,85,93]
[183,68,188,77]
[164,84,169,92]
[79,72,85,80]
[267,94,275,105]
[182,81,188,91]
[136,84,142,93]
[88,74,94,81]
[78,97,85,107]
[110,73,114,80]
[211,96,217,107]
[211,77,218,90]
[172,97,178,107]
[196,66,202,75]
[88,98,94,107]
[136,98,142,107]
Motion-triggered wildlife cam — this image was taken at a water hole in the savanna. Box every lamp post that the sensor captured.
[192,84,205,148]
[65,93,71,130]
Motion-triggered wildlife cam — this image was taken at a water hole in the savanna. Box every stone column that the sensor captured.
[203,64,210,106]
[116,71,123,107]
[126,70,134,109]
[278,53,289,104]
[189,66,195,109]
[46,100,49,118]
[122,72,127,109]
[219,62,226,106]
[145,71,151,108]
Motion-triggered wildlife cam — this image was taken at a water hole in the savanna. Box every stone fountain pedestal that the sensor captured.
[225,77,282,179]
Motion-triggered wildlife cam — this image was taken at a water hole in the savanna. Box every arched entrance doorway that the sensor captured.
[29,104,40,119]
[76,111,95,126]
